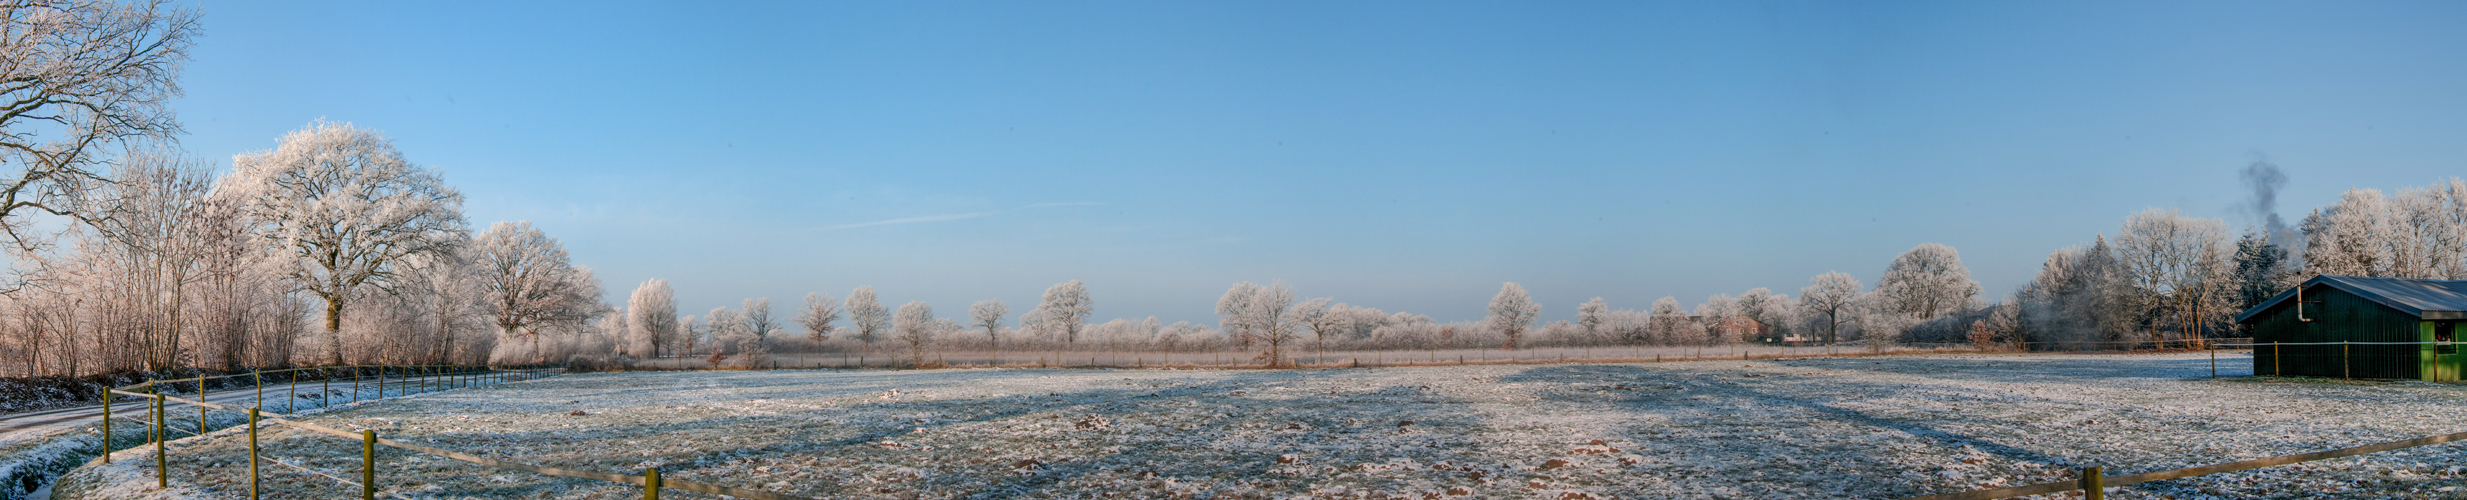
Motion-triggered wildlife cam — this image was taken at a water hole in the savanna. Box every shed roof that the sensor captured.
[2234,275,2467,323]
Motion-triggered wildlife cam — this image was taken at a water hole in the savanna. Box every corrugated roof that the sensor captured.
[2234,275,2467,323]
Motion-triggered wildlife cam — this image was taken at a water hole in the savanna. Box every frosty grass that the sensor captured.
[100,352,2467,499]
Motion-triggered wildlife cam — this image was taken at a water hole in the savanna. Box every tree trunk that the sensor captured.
[326,296,346,366]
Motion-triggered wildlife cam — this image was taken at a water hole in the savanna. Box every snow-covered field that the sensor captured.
[81,352,2467,499]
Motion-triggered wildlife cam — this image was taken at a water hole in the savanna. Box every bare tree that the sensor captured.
[626,279,676,358]
[1485,282,1540,349]
[472,221,601,363]
[1800,271,1861,345]
[1295,297,1338,364]
[969,299,1006,364]
[846,286,888,345]
[1577,297,1608,344]
[893,301,934,366]
[0,0,202,249]
[224,120,466,365]
[1243,281,1298,366]
[742,297,775,341]
[796,292,839,343]
[86,150,212,370]
[1215,282,1259,351]
[1874,243,1982,321]
[2114,208,2230,346]
[1038,280,1091,364]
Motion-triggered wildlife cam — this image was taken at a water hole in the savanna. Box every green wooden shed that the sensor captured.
[2234,275,2467,381]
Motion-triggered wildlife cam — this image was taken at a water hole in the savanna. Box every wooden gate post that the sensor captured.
[101,386,111,464]
[248,407,260,500]
[362,430,377,500]
[154,388,166,489]
[2082,466,2103,500]
[644,468,662,500]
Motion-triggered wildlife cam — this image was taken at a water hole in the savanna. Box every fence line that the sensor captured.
[105,366,812,500]
[620,339,2254,372]
[1904,429,2467,500]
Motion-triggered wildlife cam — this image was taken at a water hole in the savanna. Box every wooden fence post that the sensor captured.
[644,468,661,500]
[2344,342,2352,380]
[255,370,263,409]
[101,386,111,464]
[154,388,166,489]
[2212,348,2218,379]
[362,430,378,500]
[249,407,260,500]
[2082,466,2103,500]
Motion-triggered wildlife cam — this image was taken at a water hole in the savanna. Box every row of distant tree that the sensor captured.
[8,1,2466,376]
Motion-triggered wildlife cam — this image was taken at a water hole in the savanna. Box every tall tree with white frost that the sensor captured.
[1801,271,1862,345]
[1240,281,1299,366]
[0,0,201,248]
[845,286,889,345]
[742,297,775,341]
[796,292,839,342]
[1735,288,1782,339]
[1038,280,1093,364]
[472,221,602,363]
[626,279,677,358]
[1486,282,1540,349]
[225,121,466,365]
[1216,282,1260,351]
[1577,297,1609,344]
[894,301,935,366]
[2114,208,2231,346]
[1647,297,1686,346]
[970,299,1007,364]
[1295,297,1340,363]
[1873,243,1982,321]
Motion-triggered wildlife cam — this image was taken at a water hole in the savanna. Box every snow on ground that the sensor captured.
[95,353,2467,499]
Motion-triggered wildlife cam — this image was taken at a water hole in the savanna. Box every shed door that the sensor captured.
[2436,322,2460,382]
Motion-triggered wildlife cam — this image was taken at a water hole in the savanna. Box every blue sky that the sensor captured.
[171,1,2467,325]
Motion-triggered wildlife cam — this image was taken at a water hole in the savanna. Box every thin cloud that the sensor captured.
[1024,202,1105,208]
[808,211,999,231]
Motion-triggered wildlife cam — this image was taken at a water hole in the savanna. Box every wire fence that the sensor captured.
[99,365,813,500]
[624,339,2255,371]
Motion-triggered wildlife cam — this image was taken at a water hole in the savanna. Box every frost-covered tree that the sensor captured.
[845,286,889,345]
[1695,294,1738,344]
[0,0,200,248]
[796,292,839,342]
[626,279,677,357]
[1294,297,1339,362]
[742,297,775,341]
[1800,271,1862,344]
[472,221,602,363]
[1238,281,1299,366]
[970,299,1007,363]
[1647,297,1686,346]
[1485,282,1541,349]
[1874,243,1982,321]
[893,301,936,365]
[1577,297,1608,344]
[2016,236,2129,347]
[1734,288,1783,339]
[225,120,467,365]
[2114,208,2231,345]
[1216,282,1260,351]
[2299,180,2467,280]
[1038,280,1092,362]
[704,307,747,355]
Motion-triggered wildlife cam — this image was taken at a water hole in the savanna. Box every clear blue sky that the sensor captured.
[171,1,2467,325]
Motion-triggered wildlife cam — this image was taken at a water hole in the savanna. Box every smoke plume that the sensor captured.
[2238,155,2294,245]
